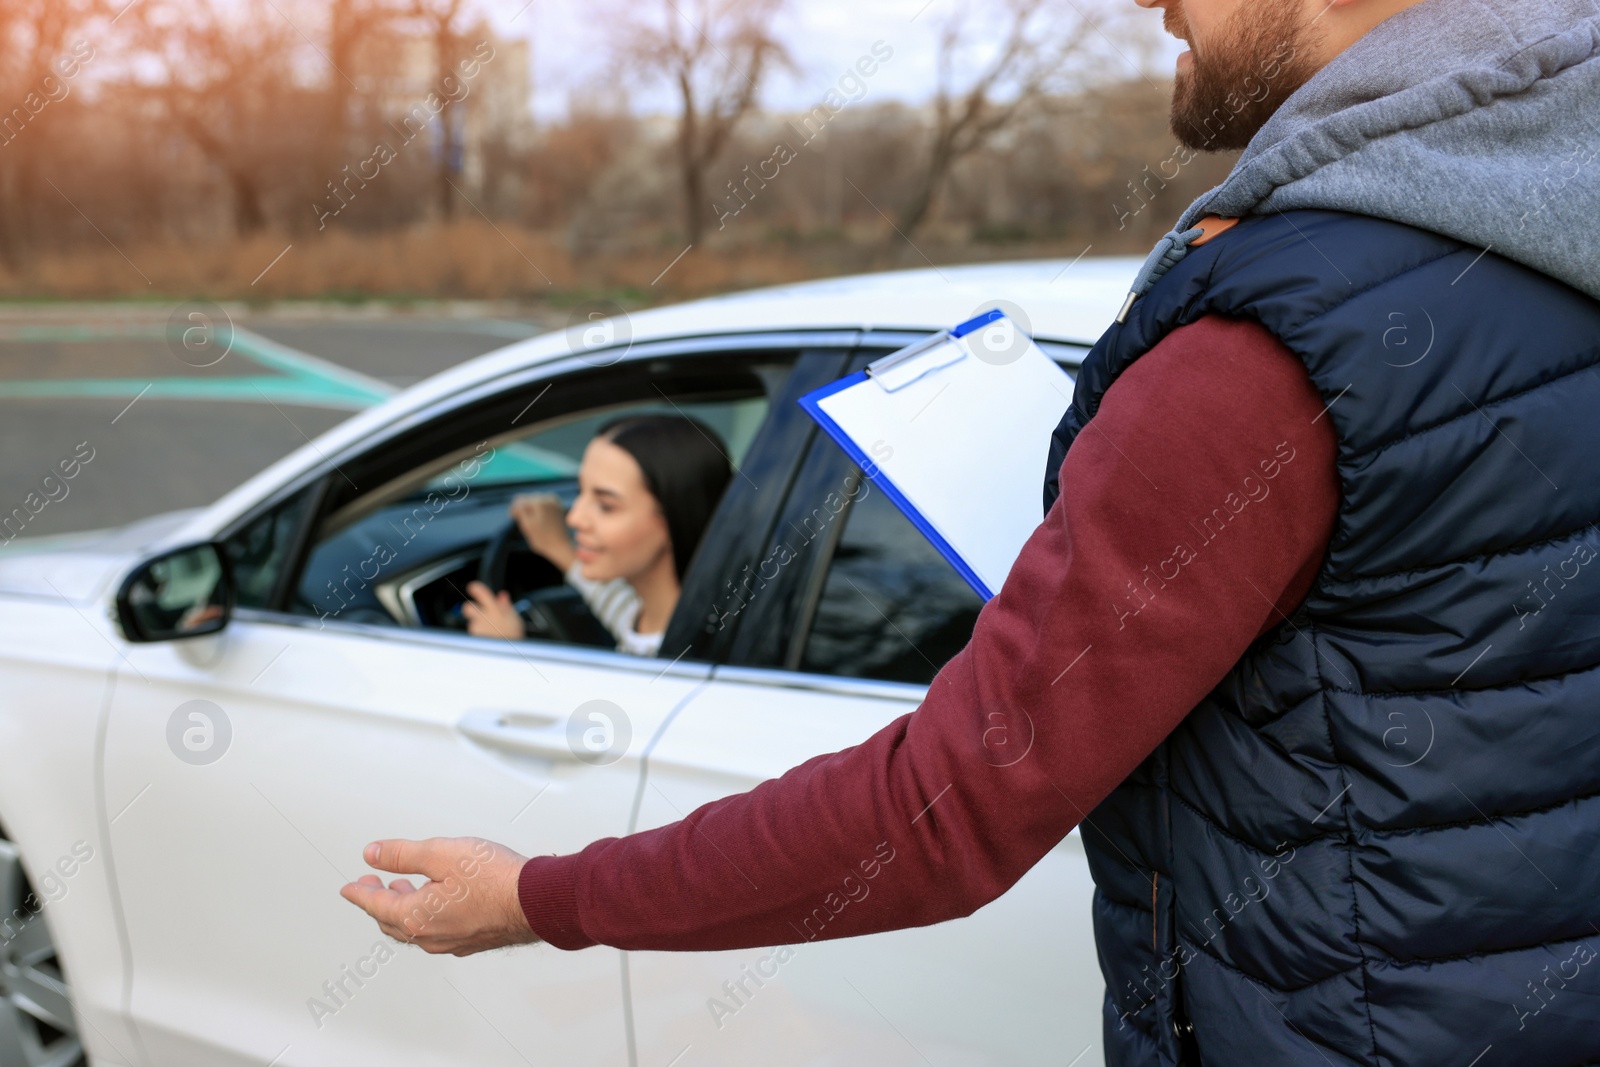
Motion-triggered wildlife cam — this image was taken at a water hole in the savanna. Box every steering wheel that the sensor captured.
[476,517,575,643]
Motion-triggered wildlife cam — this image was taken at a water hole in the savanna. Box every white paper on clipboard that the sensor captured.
[799,310,1076,600]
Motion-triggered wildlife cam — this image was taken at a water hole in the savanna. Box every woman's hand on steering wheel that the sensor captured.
[510,493,576,572]
[463,580,526,640]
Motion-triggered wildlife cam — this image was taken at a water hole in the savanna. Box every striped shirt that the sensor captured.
[563,561,664,658]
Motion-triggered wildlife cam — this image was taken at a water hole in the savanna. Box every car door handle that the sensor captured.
[457,708,580,761]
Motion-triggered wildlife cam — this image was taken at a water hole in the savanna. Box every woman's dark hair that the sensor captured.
[596,413,733,581]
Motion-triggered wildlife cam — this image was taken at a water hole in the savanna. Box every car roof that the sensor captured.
[619,257,1142,346]
[194,256,1140,538]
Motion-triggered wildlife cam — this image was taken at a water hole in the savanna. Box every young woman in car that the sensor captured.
[461,414,731,657]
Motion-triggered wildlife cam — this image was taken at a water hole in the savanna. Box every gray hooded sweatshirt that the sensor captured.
[1131,0,1600,309]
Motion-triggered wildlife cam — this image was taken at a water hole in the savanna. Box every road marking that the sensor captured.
[0,324,396,410]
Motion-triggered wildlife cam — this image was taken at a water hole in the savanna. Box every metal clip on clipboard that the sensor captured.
[864,309,1006,393]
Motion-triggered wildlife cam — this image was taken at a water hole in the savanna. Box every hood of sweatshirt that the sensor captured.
[1171,0,1600,301]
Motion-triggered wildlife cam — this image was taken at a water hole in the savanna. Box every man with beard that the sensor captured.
[343,1,1600,1063]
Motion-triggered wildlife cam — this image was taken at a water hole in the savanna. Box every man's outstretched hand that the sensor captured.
[339,837,542,955]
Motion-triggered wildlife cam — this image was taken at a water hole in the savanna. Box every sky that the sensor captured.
[488,0,1184,121]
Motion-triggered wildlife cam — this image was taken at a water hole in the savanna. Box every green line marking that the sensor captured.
[0,324,403,410]
[0,324,166,342]
[0,377,379,408]
[229,327,396,405]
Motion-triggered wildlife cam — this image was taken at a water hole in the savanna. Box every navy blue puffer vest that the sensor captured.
[1044,209,1600,1067]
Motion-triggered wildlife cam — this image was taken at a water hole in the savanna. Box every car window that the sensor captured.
[280,359,783,653]
[220,485,317,610]
[798,479,984,686]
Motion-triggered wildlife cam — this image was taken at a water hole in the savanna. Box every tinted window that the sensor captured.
[221,486,315,610]
[799,481,983,685]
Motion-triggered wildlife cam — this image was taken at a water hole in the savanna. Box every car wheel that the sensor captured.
[0,830,85,1067]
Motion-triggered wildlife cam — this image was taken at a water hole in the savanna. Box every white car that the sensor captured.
[0,259,1139,1067]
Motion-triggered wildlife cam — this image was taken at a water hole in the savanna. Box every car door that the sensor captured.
[105,596,706,1067]
[96,340,816,1067]
[627,346,1106,1067]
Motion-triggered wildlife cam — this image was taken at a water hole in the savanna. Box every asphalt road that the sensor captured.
[0,306,552,542]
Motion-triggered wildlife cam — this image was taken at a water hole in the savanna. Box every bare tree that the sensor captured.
[897,0,1107,237]
[322,0,410,181]
[611,0,791,244]
[131,0,310,236]
[408,0,475,221]
[0,0,110,260]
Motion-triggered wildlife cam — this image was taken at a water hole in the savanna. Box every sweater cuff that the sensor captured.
[517,854,596,950]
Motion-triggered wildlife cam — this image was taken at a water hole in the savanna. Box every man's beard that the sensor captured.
[1167,0,1323,152]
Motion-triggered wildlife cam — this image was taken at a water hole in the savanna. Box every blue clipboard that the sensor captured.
[799,310,1074,601]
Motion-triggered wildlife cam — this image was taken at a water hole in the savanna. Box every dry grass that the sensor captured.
[0,219,1147,308]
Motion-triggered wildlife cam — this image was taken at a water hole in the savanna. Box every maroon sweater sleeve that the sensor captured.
[519,315,1340,951]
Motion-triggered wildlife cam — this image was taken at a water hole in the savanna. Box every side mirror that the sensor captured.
[115,542,234,643]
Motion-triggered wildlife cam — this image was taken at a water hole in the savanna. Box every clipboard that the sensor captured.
[799,309,1076,600]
